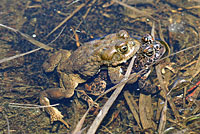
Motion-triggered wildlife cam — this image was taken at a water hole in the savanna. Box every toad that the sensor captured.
[109,33,169,94]
[133,34,169,94]
[40,30,141,127]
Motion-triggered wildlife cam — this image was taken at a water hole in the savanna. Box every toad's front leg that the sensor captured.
[108,66,138,84]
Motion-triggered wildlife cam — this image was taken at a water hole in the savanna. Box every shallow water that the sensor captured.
[0,0,200,133]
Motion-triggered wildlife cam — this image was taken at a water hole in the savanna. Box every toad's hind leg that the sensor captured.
[39,73,85,127]
[39,88,74,128]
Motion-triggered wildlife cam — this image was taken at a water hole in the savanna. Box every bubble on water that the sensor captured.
[32,34,36,38]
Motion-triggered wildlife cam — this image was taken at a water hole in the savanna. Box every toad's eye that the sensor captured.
[119,45,128,53]
[142,34,154,44]
[154,43,161,50]
[142,37,149,43]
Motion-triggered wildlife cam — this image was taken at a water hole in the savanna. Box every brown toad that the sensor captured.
[40,30,140,126]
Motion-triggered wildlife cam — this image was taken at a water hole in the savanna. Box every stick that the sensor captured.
[0,24,66,64]
[46,3,86,37]
[112,0,154,20]
[0,24,53,51]
[87,56,136,134]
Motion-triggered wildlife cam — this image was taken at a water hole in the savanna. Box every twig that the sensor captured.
[70,0,96,43]
[8,103,59,109]
[178,5,200,10]
[67,0,81,7]
[112,0,154,20]
[156,63,181,119]
[83,0,96,19]
[190,53,200,81]
[0,48,41,64]
[0,24,66,64]
[180,60,197,70]
[124,91,141,129]
[158,20,171,56]
[151,21,155,39]
[3,111,10,134]
[101,126,113,134]
[46,3,86,37]
[72,107,91,134]
[49,25,67,44]
[157,99,167,134]
[0,24,53,51]
[87,55,136,134]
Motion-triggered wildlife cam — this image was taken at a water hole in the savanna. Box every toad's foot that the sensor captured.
[40,96,70,128]
[77,90,99,108]
[40,89,72,128]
